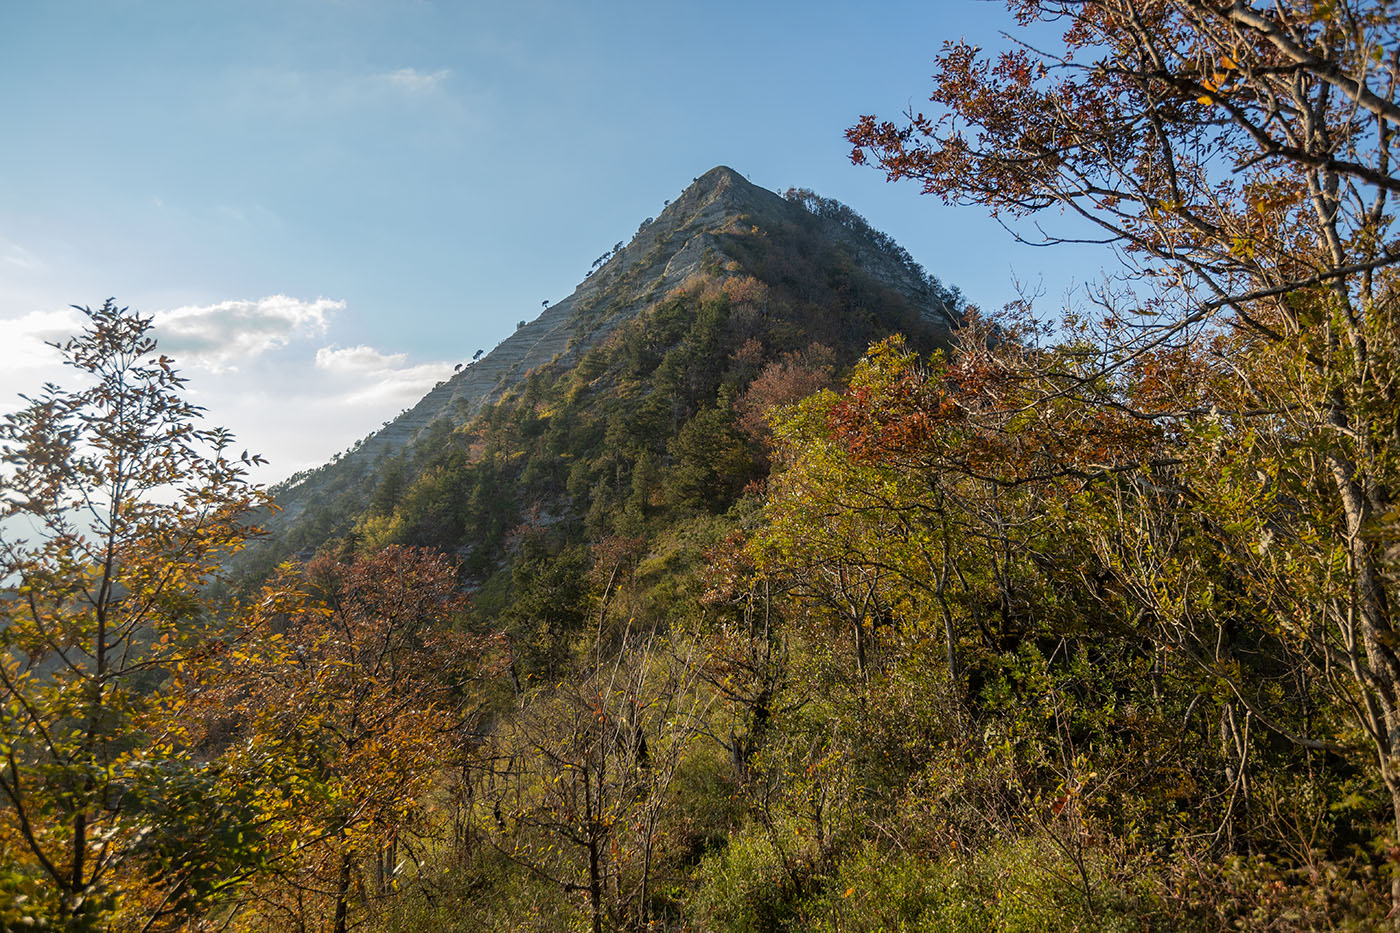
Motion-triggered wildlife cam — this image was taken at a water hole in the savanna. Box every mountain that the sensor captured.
[238,166,963,582]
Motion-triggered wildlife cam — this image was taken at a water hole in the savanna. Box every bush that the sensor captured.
[801,835,1152,933]
[689,819,812,933]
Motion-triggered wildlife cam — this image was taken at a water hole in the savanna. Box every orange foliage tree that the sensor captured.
[200,546,500,933]
[848,0,1400,907]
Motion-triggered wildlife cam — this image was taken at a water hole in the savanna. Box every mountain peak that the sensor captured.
[690,165,749,193]
[257,167,962,554]
[652,166,777,227]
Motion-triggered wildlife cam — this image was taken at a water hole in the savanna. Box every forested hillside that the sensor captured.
[235,166,960,583]
[4,1,1400,931]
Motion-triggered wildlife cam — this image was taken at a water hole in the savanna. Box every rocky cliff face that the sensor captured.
[257,166,959,548]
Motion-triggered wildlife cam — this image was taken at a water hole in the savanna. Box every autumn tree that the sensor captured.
[0,300,270,929]
[848,0,1400,910]
[483,626,710,933]
[734,344,836,455]
[699,530,789,784]
[205,546,497,933]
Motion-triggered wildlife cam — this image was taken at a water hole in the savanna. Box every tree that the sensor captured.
[205,546,497,933]
[0,300,269,929]
[734,344,835,455]
[483,626,709,933]
[699,531,788,784]
[848,0,1400,908]
[665,404,755,511]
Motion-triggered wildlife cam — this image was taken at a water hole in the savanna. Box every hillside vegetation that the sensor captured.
[4,1,1400,930]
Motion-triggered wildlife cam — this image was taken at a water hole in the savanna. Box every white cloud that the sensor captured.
[152,295,341,372]
[315,343,451,406]
[0,297,339,375]
[343,362,450,406]
[375,67,451,94]
[229,65,456,119]
[0,306,87,371]
[315,344,407,373]
[0,296,458,484]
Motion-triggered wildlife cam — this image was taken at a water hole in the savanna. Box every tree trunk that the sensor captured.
[587,835,604,933]
[584,768,604,933]
[333,851,352,933]
[1328,447,1400,914]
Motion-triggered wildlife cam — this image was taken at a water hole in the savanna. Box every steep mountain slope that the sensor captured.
[240,166,962,579]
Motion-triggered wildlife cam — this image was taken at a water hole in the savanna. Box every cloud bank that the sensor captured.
[0,295,456,482]
[315,344,452,407]
[0,295,341,374]
[0,307,87,371]
[154,295,339,372]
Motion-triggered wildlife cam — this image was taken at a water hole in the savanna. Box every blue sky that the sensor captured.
[0,0,1103,480]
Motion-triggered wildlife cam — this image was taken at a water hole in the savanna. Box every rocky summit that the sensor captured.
[249,165,961,566]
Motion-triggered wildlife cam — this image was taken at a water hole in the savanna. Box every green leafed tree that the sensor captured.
[0,300,270,929]
[846,0,1400,915]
